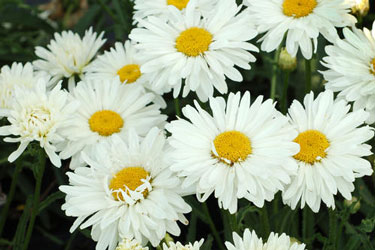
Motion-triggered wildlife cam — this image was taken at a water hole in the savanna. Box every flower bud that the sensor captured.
[351,0,369,17]
[344,197,361,214]
[278,48,297,71]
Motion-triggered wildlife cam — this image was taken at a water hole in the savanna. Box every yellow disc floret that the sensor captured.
[176,27,213,57]
[283,0,317,18]
[293,130,330,164]
[213,131,252,165]
[89,110,124,136]
[109,167,149,201]
[167,0,190,10]
[370,58,375,75]
[117,64,141,84]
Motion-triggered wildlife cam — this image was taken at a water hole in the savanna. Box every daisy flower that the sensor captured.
[166,91,299,213]
[59,128,191,250]
[225,229,306,250]
[58,79,166,169]
[162,239,204,250]
[129,0,258,102]
[321,22,375,124]
[116,238,148,250]
[0,79,78,167]
[283,90,374,212]
[84,41,168,108]
[133,0,214,22]
[247,0,356,59]
[34,27,106,89]
[0,62,47,116]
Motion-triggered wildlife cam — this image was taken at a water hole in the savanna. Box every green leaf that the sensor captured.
[73,4,102,34]
[13,195,33,250]
[38,191,65,214]
[200,235,213,250]
[358,218,375,233]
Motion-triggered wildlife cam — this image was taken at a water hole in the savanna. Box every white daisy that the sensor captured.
[283,90,374,212]
[0,62,48,116]
[84,41,168,108]
[321,22,375,124]
[225,229,306,250]
[133,0,214,22]
[0,79,78,167]
[247,0,356,59]
[59,128,191,250]
[116,237,148,250]
[129,0,258,102]
[58,79,166,169]
[166,91,299,213]
[162,239,204,250]
[34,27,106,89]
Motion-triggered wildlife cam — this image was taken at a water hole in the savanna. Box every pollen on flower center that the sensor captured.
[213,131,252,165]
[109,167,150,201]
[176,27,213,57]
[282,0,317,18]
[167,0,189,10]
[370,58,375,75]
[89,110,124,136]
[293,130,330,164]
[25,106,53,137]
[117,64,141,83]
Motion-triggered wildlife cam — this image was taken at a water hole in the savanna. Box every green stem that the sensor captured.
[281,71,290,114]
[0,161,23,236]
[261,205,270,238]
[174,98,181,117]
[202,203,226,250]
[305,59,312,94]
[270,48,281,100]
[22,150,46,250]
[328,209,337,250]
[227,211,238,234]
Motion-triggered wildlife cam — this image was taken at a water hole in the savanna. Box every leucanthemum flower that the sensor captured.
[0,79,78,167]
[116,238,148,250]
[130,0,258,102]
[84,41,168,108]
[225,229,306,250]
[58,79,166,169]
[321,22,375,124]
[0,62,48,116]
[166,91,299,213]
[162,239,204,250]
[282,90,374,212]
[133,0,214,22]
[34,27,106,89]
[247,0,356,59]
[59,128,191,250]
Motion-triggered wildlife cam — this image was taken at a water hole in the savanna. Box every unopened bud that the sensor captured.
[344,197,361,214]
[278,48,297,71]
[351,0,369,17]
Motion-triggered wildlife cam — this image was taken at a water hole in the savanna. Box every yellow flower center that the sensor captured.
[109,167,150,201]
[89,110,124,136]
[175,27,213,57]
[167,0,189,10]
[117,64,141,84]
[293,130,330,164]
[213,131,252,165]
[370,58,375,75]
[282,0,317,18]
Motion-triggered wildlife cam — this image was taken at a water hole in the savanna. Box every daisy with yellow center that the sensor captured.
[247,0,355,59]
[85,41,168,108]
[166,91,299,213]
[322,21,375,124]
[60,128,191,250]
[59,79,166,170]
[282,90,374,212]
[130,0,258,102]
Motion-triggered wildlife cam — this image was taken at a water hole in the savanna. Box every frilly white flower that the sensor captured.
[116,238,148,250]
[162,239,204,250]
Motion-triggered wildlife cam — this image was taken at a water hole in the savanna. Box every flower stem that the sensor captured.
[305,59,312,94]
[22,150,46,250]
[202,203,226,250]
[270,48,281,100]
[328,209,337,249]
[174,98,181,117]
[281,71,290,114]
[0,160,23,237]
[261,205,270,238]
